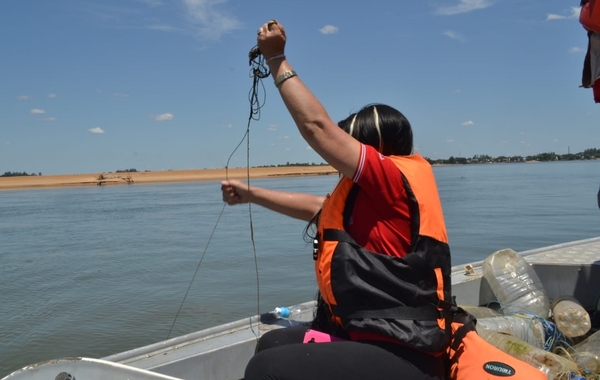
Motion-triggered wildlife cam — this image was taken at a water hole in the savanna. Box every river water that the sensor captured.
[1,160,599,376]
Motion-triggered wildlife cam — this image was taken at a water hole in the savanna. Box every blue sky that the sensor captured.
[1,0,597,175]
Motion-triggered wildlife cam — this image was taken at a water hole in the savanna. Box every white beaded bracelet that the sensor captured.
[274,70,297,87]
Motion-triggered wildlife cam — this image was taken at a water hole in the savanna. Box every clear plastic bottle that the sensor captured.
[479,330,580,380]
[273,306,292,318]
[567,330,600,374]
[551,297,591,338]
[569,351,600,374]
[482,248,550,318]
[475,314,546,348]
[272,306,308,327]
[459,305,500,318]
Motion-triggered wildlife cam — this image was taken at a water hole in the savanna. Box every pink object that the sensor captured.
[303,329,345,343]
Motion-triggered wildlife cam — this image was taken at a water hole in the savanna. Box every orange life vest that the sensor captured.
[447,310,548,380]
[314,154,452,354]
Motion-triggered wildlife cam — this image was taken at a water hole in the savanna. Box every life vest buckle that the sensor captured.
[312,238,319,260]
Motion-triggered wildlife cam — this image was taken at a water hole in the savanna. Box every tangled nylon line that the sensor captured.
[166,46,270,340]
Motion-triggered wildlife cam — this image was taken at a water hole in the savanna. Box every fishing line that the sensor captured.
[166,46,270,340]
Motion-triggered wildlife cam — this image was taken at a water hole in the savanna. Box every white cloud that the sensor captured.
[154,113,174,121]
[570,7,581,18]
[569,47,583,53]
[546,7,580,21]
[47,93,57,98]
[442,30,466,42]
[85,1,239,41]
[30,109,46,114]
[42,117,57,122]
[462,120,474,126]
[267,124,278,131]
[181,0,240,40]
[113,92,131,97]
[147,24,180,32]
[454,89,462,93]
[447,139,457,143]
[435,0,494,16]
[18,95,31,101]
[222,123,233,129]
[89,127,105,134]
[319,25,339,35]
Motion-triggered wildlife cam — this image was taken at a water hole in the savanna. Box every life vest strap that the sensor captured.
[322,228,356,244]
[445,304,478,351]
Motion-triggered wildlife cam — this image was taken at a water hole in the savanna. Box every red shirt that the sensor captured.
[347,144,412,258]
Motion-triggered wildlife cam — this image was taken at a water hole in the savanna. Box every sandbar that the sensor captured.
[0,166,337,191]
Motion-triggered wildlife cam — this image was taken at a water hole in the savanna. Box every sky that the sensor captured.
[1,0,598,175]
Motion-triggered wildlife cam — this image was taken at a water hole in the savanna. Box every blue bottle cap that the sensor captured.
[275,307,290,318]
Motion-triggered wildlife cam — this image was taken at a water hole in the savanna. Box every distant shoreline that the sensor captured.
[0,166,338,191]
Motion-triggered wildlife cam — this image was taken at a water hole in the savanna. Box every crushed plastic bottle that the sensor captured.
[475,314,546,348]
[551,297,591,338]
[482,248,550,318]
[479,330,580,380]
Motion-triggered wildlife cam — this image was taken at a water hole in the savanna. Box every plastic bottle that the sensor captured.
[568,351,600,374]
[475,314,546,348]
[482,248,550,318]
[459,305,500,318]
[272,306,308,327]
[273,306,293,318]
[479,330,580,380]
[551,297,591,338]
[567,330,600,374]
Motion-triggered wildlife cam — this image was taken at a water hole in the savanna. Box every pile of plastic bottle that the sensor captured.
[473,248,599,380]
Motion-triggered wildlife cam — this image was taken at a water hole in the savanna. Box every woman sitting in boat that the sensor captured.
[221,20,452,380]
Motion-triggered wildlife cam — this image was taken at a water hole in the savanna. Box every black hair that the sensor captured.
[337,104,413,156]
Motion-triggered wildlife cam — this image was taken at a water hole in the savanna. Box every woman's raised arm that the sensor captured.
[257,20,361,180]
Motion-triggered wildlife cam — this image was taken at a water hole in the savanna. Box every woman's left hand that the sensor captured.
[257,20,286,61]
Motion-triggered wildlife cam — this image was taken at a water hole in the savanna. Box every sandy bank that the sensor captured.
[0,166,337,191]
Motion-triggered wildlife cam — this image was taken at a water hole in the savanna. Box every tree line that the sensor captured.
[256,162,329,168]
[425,148,600,165]
[1,171,42,177]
